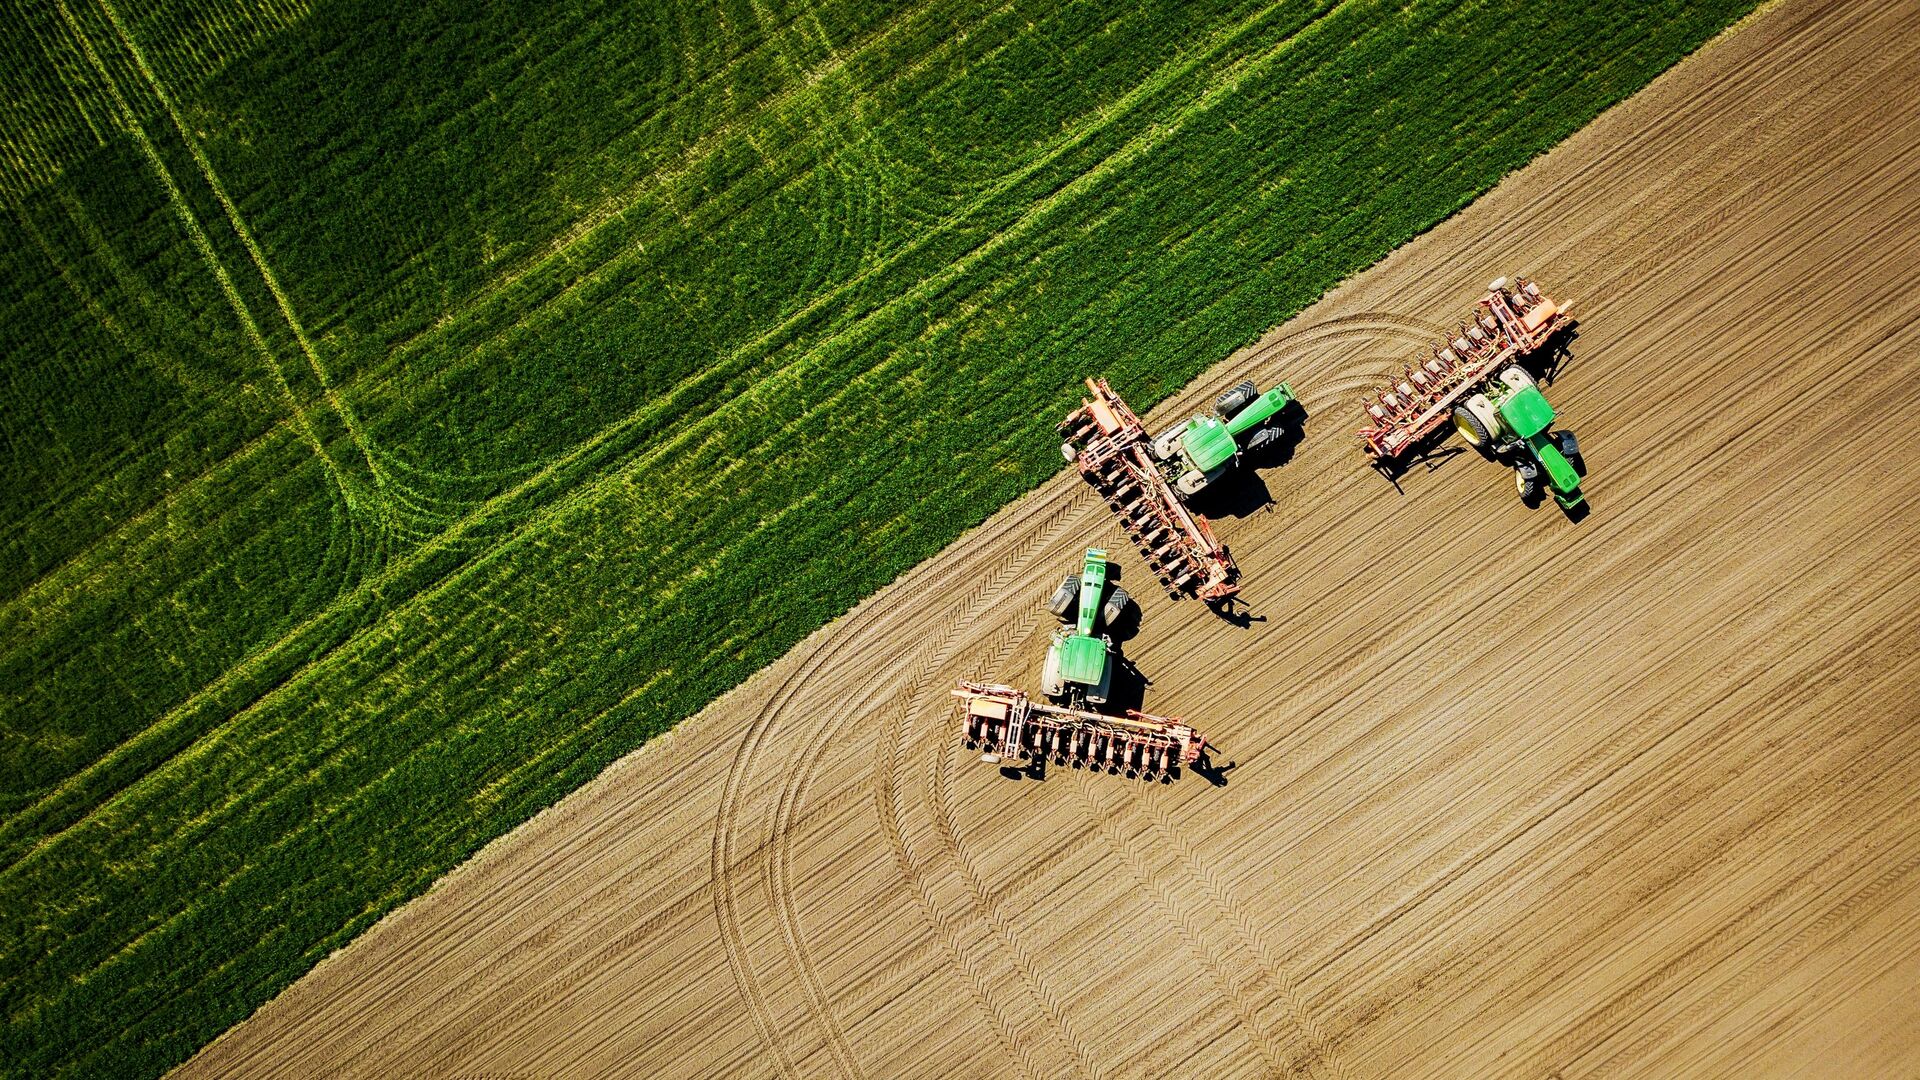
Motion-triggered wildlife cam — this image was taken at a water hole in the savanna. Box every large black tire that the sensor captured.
[1453,401,1495,449]
[1047,573,1078,621]
[1101,587,1132,630]
[1556,430,1582,467]
[1214,379,1258,419]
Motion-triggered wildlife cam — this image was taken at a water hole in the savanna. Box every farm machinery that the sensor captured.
[953,549,1203,780]
[1059,376,1296,601]
[1040,548,1129,708]
[1356,277,1585,508]
[955,681,1207,781]
[1454,367,1586,508]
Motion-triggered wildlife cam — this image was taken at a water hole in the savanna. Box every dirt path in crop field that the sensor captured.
[181,0,1920,1075]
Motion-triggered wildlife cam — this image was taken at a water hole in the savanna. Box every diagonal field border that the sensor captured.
[0,0,1360,869]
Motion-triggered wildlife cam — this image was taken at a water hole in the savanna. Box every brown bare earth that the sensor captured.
[181,0,1920,1076]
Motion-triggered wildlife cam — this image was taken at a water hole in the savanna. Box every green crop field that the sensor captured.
[2,0,1756,1075]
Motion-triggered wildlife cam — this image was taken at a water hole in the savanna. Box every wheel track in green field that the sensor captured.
[12,188,224,398]
[4,356,1010,1023]
[0,0,1355,855]
[0,0,1321,642]
[98,0,473,542]
[378,0,1344,470]
[32,0,385,682]
[2,2,385,677]
[366,0,901,370]
[49,0,370,531]
[0,0,310,199]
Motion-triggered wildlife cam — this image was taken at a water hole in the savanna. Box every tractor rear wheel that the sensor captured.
[1215,380,1258,419]
[1047,574,1078,621]
[1453,397,1497,449]
[1101,587,1132,629]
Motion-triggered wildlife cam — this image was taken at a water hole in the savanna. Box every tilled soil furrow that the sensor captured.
[179,1,1920,1076]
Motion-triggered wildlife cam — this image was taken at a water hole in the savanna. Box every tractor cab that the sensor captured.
[1152,381,1297,495]
[1042,548,1129,707]
[1459,375,1585,510]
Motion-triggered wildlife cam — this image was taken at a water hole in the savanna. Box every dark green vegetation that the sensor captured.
[1,0,1757,1074]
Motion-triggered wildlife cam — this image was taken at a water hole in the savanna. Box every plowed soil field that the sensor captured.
[182,0,1920,1075]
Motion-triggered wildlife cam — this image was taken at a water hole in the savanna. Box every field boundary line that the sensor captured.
[0,0,1362,861]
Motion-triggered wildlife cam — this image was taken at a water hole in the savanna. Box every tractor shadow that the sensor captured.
[1186,403,1308,520]
[1102,562,1143,643]
[1373,430,1472,490]
[1535,326,1580,386]
[1206,594,1267,629]
[1190,749,1238,788]
[1103,645,1151,716]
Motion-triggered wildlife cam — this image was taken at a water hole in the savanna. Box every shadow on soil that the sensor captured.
[1186,403,1309,521]
[1207,594,1267,630]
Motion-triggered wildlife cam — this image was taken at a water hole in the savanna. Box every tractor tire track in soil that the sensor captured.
[182,1,1920,1076]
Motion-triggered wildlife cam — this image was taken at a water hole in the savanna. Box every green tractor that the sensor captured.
[1041,548,1131,708]
[1452,365,1586,510]
[1148,379,1298,496]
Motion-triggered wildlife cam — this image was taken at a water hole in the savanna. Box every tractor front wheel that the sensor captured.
[1101,587,1132,630]
[1515,461,1542,502]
